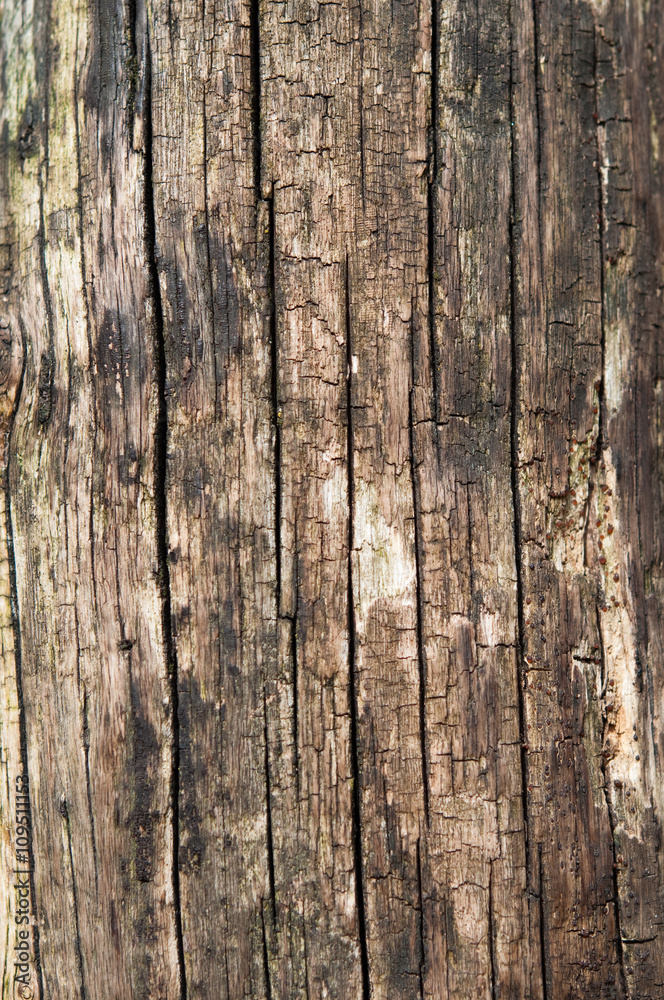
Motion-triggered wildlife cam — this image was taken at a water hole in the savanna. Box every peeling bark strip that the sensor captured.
[1,0,664,996]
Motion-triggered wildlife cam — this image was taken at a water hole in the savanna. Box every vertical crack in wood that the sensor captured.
[36,0,53,175]
[266,184,290,903]
[530,0,544,273]
[409,311,430,827]
[429,0,438,181]
[201,88,218,417]
[260,905,273,1000]
[73,31,100,899]
[268,196,281,614]
[37,182,55,428]
[63,287,73,484]
[143,32,187,1000]
[127,0,138,144]
[592,32,629,996]
[538,845,550,1000]
[592,31,607,502]
[426,196,438,425]
[583,27,606,571]
[488,862,497,1000]
[258,0,282,928]
[345,256,370,1000]
[427,0,439,421]
[262,686,277,928]
[582,469,594,571]
[507,6,545,995]
[4,342,44,1000]
[81,686,99,897]
[416,838,426,1000]
[357,0,366,212]
[267,196,299,796]
[36,0,54,416]
[60,797,87,1000]
[250,0,262,195]
[73,37,102,923]
[508,0,529,893]
[290,598,299,799]
[81,702,97,891]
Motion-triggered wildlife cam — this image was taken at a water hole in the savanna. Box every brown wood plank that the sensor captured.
[593,1,664,995]
[346,0,429,994]
[261,4,363,997]
[148,0,275,995]
[511,0,627,994]
[415,0,539,996]
[3,0,181,995]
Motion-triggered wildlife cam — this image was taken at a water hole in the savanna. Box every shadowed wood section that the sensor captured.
[0,0,662,997]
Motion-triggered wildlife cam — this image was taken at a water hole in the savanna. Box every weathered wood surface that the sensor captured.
[0,0,663,997]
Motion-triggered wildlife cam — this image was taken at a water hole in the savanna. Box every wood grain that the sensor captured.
[0,0,662,996]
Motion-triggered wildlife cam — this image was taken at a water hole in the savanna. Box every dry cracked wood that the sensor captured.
[0,0,663,997]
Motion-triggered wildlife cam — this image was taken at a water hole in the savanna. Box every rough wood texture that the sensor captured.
[0,0,663,997]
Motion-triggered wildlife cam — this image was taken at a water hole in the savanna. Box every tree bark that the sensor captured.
[0,0,663,997]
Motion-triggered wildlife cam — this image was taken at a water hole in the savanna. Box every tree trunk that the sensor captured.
[0,0,663,997]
